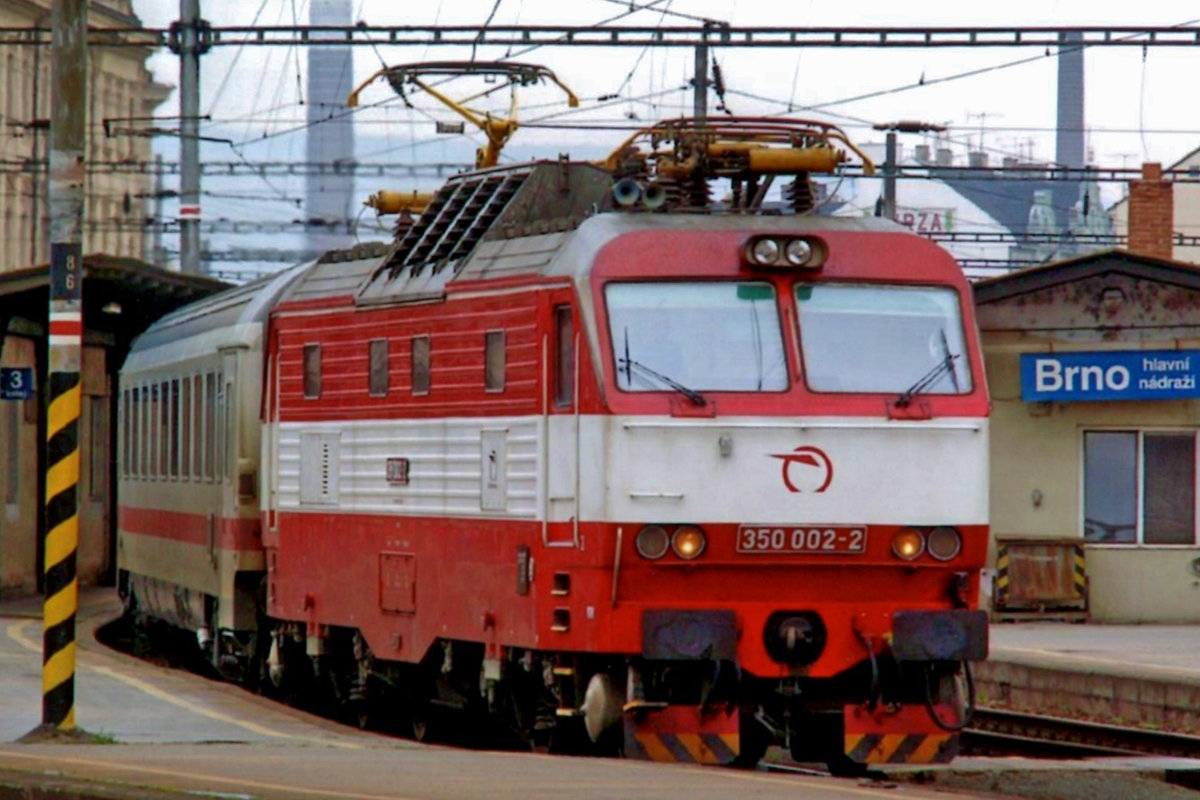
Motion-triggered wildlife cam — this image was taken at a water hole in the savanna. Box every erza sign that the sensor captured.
[1020,350,1200,402]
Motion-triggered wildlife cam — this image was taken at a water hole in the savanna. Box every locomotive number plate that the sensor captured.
[737,525,866,554]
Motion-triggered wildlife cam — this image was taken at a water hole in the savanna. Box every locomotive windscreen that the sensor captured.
[795,283,972,395]
[606,282,788,393]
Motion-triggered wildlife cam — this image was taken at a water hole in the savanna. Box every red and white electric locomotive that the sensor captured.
[118,117,989,771]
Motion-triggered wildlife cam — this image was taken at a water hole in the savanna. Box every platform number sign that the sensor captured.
[1,367,32,400]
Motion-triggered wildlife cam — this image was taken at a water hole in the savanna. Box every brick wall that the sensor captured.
[1127,162,1174,260]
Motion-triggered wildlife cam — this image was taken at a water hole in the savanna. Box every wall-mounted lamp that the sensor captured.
[101,302,122,315]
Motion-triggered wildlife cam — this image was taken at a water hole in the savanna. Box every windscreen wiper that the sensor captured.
[895,350,959,408]
[617,356,707,406]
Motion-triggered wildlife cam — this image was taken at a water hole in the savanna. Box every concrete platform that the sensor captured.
[0,589,990,800]
[981,622,1200,733]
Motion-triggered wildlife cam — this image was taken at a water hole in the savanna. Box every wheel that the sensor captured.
[730,711,772,768]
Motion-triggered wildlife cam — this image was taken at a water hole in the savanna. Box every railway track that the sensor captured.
[965,708,1200,760]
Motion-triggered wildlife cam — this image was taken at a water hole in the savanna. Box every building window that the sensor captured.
[1084,430,1197,545]
[554,305,574,408]
[368,338,389,396]
[485,331,506,392]
[303,344,321,399]
[411,336,430,396]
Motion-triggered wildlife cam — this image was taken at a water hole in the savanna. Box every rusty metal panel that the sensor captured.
[379,552,416,613]
[995,538,1087,612]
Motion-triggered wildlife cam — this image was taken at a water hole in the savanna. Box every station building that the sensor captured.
[977,167,1200,622]
[0,257,224,599]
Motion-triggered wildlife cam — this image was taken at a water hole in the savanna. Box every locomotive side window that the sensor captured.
[412,336,431,395]
[485,331,506,392]
[368,339,389,396]
[605,282,787,392]
[795,284,972,394]
[303,344,321,399]
[554,305,574,407]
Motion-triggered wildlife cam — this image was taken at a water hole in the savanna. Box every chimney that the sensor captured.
[1127,163,1174,260]
[968,151,988,168]
[914,144,931,163]
[935,147,953,166]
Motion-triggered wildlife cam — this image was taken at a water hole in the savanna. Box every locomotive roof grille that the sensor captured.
[382,166,532,281]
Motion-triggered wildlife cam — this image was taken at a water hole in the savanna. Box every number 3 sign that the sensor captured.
[1,367,33,400]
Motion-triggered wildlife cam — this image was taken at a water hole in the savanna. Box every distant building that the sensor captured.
[819,142,1113,277]
[0,0,169,272]
[1111,152,1200,265]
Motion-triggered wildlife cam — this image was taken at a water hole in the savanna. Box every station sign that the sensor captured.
[1,367,33,400]
[1020,350,1200,402]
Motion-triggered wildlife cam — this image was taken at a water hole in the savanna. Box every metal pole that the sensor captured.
[882,131,897,220]
[179,0,202,275]
[152,154,164,264]
[42,0,86,733]
[693,41,707,121]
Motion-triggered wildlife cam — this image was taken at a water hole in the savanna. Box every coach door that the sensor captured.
[543,296,580,547]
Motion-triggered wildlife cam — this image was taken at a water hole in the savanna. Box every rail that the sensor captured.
[965,708,1200,759]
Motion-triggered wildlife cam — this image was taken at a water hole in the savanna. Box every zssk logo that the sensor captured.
[770,446,833,493]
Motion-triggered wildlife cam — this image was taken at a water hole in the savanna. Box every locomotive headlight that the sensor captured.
[891,527,925,561]
[671,525,707,559]
[751,238,781,265]
[784,238,813,266]
[927,526,963,561]
[635,525,670,560]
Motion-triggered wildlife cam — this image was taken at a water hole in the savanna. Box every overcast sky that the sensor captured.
[128,1,1200,271]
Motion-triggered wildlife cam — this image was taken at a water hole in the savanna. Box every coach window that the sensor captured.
[554,305,574,407]
[169,378,180,478]
[139,385,150,477]
[122,388,132,478]
[149,383,161,478]
[205,372,217,480]
[180,377,191,479]
[369,339,389,396]
[1084,430,1197,545]
[412,336,430,395]
[485,331,506,392]
[192,375,203,478]
[303,344,321,399]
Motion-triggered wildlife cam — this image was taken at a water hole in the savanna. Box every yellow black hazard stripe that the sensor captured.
[625,731,740,764]
[845,732,957,764]
[995,542,1010,605]
[43,369,80,729]
[1072,543,1087,599]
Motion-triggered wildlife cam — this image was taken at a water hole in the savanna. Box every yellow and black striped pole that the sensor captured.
[42,0,87,731]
